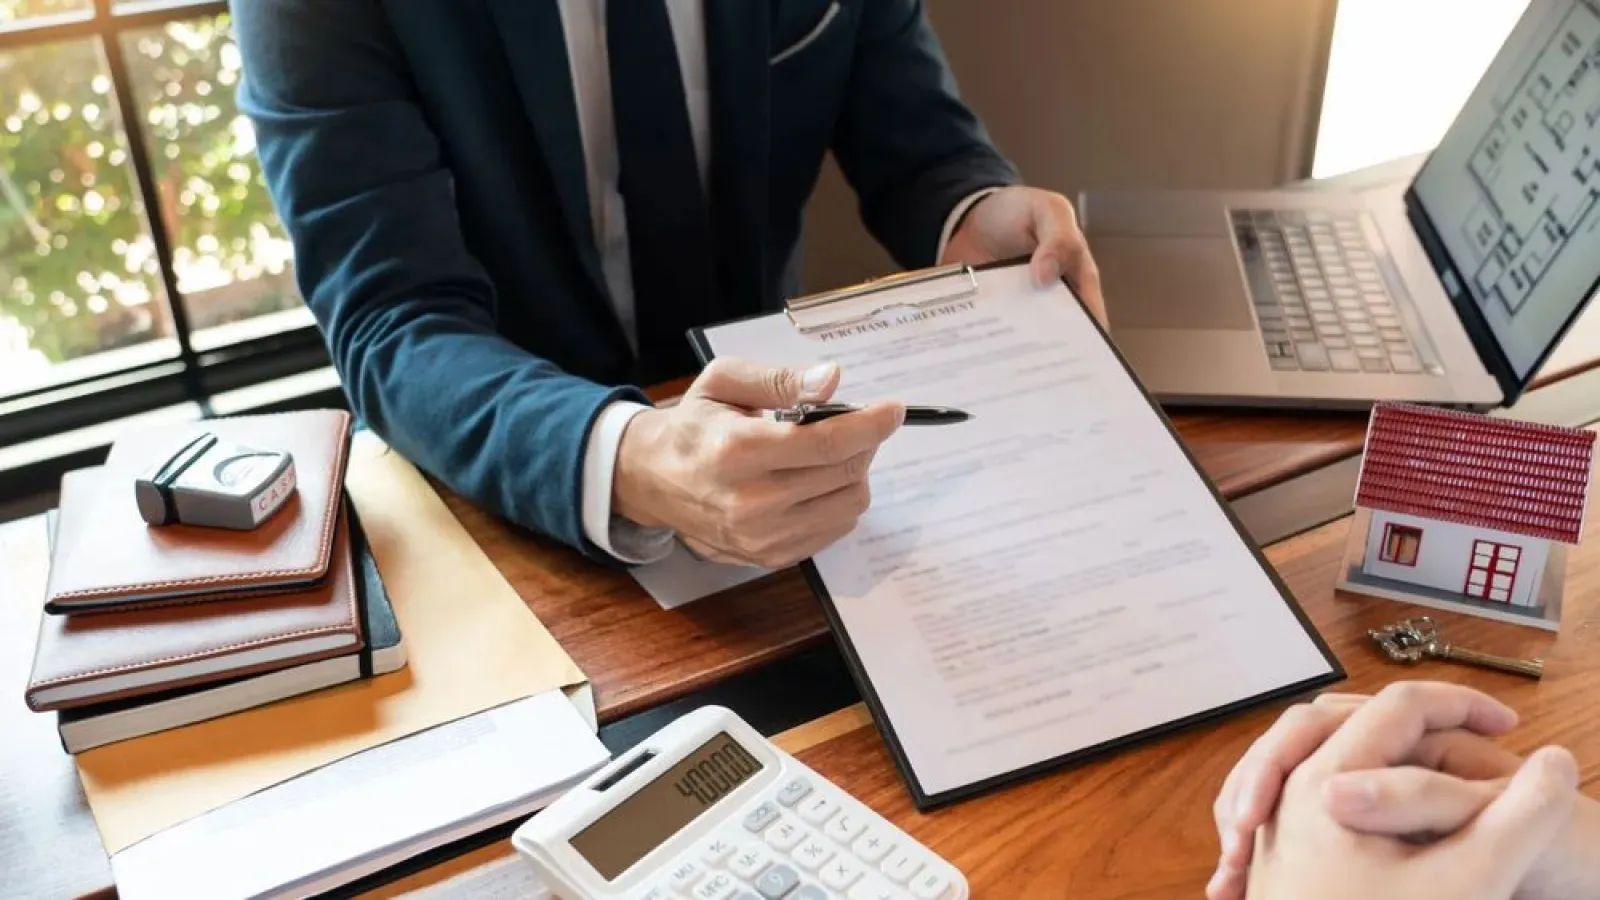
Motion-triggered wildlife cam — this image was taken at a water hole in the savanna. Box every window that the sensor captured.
[1312,0,1530,178]
[0,0,326,454]
[1379,522,1423,566]
[1465,539,1521,603]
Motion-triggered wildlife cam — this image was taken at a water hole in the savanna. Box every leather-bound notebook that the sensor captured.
[26,467,364,712]
[54,503,406,753]
[43,408,352,614]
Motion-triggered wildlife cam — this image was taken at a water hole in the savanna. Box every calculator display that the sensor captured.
[571,731,764,880]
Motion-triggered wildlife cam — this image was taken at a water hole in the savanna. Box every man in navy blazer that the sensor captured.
[232,0,1104,568]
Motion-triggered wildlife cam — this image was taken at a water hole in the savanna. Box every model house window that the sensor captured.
[1379,523,1422,566]
[1465,540,1521,603]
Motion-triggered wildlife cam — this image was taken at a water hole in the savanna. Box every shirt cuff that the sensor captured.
[936,187,1003,263]
[582,400,677,565]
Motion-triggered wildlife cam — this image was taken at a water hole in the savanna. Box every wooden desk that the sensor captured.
[376,497,1600,899]
[0,404,1363,900]
[446,407,1371,723]
[782,514,1600,898]
[8,318,1600,897]
[441,325,1600,725]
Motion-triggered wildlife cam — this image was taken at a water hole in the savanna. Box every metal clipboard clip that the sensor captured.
[783,263,979,335]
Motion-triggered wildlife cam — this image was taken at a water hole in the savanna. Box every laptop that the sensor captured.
[1079,0,1600,410]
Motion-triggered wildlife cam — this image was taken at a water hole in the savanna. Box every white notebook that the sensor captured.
[690,261,1342,808]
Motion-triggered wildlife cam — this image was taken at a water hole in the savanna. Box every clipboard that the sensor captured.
[687,258,1344,810]
[780,262,979,335]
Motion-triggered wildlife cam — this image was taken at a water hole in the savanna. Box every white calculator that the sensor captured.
[512,706,967,900]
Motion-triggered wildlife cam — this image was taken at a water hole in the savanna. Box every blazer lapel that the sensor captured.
[483,0,607,300]
[704,0,773,315]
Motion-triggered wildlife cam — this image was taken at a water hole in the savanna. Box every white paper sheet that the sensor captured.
[630,542,771,609]
[703,264,1337,799]
[111,690,608,899]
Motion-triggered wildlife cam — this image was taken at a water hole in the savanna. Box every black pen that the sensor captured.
[772,402,973,425]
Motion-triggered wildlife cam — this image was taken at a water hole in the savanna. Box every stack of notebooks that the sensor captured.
[23,409,407,753]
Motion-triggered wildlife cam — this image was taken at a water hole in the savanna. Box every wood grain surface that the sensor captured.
[785,514,1600,899]
[372,501,1600,900]
[9,364,1600,896]
[441,407,1370,726]
[0,406,1365,899]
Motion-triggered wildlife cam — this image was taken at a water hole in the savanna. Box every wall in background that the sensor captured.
[1313,0,1529,178]
[800,0,1337,289]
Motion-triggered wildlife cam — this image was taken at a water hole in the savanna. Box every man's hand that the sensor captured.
[1319,734,1600,900]
[1240,682,1579,900]
[613,358,903,568]
[941,186,1107,326]
[1208,687,1515,899]
[1210,684,1596,900]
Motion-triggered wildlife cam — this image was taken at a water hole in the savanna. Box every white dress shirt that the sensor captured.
[560,0,994,563]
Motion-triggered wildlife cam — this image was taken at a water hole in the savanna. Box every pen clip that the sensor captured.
[773,402,858,423]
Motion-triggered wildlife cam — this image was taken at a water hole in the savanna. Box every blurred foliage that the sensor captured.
[0,6,296,366]
[0,0,89,22]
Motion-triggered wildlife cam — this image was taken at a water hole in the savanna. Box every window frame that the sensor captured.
[1378,521,1423,566]
[0,0,329,451]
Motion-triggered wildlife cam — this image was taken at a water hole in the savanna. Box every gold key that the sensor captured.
[1368,616,1543,680]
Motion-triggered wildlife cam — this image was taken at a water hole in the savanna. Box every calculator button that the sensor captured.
[821,855,865,890]
[791,886,828,900]
[732,894,763,900]
[668,859,703,891]
[743,802,782,834]
[729,844,774,880]
[880,848,924,884]
[908,869,952,900]
[797,794,839,826]
[755,863,802,900]
[775,777,813,807]
[852,827,896,865]
[824,811,867,845]
[701,836,736,866]
[793,836,836,871]
[764,816,808,851]
[636,887,678,900]
[848,873,913,900]
[692,872,739,900]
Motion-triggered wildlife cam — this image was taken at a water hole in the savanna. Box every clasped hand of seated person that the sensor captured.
[1208,682,1600,900]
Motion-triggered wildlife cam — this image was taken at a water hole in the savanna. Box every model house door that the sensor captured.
[1464,539,1520,603]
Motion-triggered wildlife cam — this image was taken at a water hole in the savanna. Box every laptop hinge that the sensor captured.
[1403,183,1525,406]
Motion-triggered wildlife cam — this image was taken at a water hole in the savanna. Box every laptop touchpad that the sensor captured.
[1094,235,1256,331]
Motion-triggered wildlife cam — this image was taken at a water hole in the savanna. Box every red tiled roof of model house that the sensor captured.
[1354,403,1597,544]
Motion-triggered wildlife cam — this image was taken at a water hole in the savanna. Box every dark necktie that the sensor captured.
[608,0,721,383]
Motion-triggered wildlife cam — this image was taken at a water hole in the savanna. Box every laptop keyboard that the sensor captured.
[1232,209,1425,375]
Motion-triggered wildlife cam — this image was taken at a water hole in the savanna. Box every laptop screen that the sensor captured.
[1411,0,1600,380]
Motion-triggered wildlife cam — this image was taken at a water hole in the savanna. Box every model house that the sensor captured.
[1353,403,1596,610]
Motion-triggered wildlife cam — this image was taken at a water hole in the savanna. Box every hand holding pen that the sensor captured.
[612,360,906,570]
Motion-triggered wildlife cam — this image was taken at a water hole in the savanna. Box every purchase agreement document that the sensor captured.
[694,262,1341,806]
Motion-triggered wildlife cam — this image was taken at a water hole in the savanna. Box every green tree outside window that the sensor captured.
[0,5,296,375]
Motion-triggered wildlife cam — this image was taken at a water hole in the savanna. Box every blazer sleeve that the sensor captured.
[230,0,643,560]
[830,0,1022,268]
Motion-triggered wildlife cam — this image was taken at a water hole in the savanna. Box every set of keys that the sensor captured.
[1368,616,1544,679]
